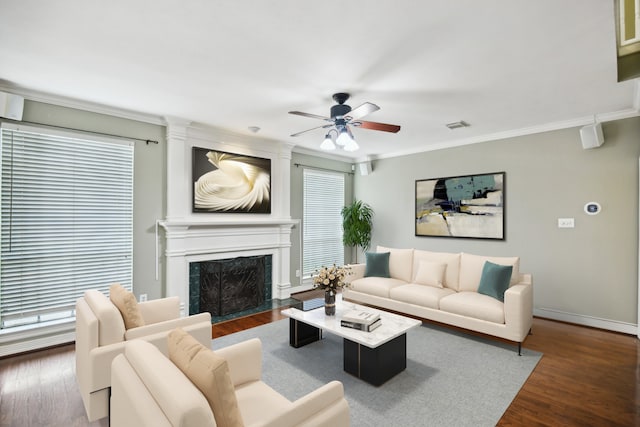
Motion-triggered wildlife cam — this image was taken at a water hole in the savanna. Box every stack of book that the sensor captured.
[340,309,381,332]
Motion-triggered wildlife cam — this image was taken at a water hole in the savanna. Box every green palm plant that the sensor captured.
[341,200,374,263]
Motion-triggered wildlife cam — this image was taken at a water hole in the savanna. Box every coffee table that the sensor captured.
[281,294,422,386]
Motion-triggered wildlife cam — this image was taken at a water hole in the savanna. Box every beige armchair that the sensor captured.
[110,337,351,427]
[75,289,212,421]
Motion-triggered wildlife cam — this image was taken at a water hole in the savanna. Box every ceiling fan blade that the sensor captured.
[289,111,333,121]
[344,102,380,121]
[354,120,401,133]
[290,124,333,137]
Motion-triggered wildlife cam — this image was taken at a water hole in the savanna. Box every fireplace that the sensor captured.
[189,255,272,316]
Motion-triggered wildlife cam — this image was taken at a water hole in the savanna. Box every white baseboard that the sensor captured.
[535,308,638,336]
[0,331,75,357]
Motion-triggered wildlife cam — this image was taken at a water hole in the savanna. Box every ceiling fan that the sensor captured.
[289,93,401,151]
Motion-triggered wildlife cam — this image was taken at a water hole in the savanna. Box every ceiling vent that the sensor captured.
[446,120,470,130]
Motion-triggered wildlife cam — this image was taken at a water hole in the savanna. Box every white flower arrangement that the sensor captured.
[312,264,351,293]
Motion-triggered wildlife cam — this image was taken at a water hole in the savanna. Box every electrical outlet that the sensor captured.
[295,270,300,278]
[139,293,148,302]
[557,218,575,228]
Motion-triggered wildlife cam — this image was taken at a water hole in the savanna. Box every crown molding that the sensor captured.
[291,145,354,163]
[375,107,640,160]
[0,83,165,126]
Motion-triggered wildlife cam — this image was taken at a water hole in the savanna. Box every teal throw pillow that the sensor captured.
[477,261,513,302]
[364,252,391,278]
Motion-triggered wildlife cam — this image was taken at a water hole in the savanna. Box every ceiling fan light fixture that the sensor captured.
[320,134,336,150]
[336,128,351,146]
[343,138,359,152]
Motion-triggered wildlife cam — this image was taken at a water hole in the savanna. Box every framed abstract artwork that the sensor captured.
[192,147,271,213]
[415,172,505,239]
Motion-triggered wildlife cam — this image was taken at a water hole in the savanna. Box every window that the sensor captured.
[302,169,345,277]
[0,124,134,330]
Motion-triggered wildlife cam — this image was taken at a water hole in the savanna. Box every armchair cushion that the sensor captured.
[109,283,145,329]
[168,328,244,427]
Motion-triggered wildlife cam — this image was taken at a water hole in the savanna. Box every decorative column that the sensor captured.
[164,117,191,220]
[276,142,295,219]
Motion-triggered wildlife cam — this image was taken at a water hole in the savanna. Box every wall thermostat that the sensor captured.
[584,202,601,215]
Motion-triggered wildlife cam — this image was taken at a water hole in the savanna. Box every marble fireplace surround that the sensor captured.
[160,219,297,315]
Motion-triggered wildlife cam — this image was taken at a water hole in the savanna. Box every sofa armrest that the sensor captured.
[138,297,180,324]
[517,273,532,286]
[504,280,533,342]
[346,263,365,282]
[216,338,263,387]
[261,381,349,427]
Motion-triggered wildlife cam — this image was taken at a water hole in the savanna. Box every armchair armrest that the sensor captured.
[125,312,211,345]
[216,338,262,387]
[89,313,212,392]
[138,296,180,324]
[261,381,349,427]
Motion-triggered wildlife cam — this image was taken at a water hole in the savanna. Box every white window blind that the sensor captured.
[302,169,345,276]
[0,124,134,329]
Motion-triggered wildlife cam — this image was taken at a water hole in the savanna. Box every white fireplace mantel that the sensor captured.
[159,218,298,313]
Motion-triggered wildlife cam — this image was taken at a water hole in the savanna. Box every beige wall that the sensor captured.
[11,100,166,300]
[354,117,640,326]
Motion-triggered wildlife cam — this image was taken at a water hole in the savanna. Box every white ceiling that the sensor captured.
[0,1,638,160]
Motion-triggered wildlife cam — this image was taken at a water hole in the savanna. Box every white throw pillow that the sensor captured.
[413,260,447,288]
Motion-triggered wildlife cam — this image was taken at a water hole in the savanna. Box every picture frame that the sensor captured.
[415,172,505,239]
[192,147,271,213]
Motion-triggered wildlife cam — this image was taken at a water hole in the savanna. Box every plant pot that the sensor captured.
[324,290,336,316]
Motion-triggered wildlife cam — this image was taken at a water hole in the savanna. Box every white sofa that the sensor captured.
[76,289,212,421]
[111,337,350,427]
[342,246,533,354]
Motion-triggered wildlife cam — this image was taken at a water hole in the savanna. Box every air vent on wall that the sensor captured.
[446,120,470,130]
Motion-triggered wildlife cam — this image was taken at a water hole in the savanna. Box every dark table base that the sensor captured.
[288,318,408,386]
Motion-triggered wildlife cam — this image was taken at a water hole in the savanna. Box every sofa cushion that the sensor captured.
[458,253,520,292]
[439,292,505,324]
[477,261,513,302]
[377,246,414,283]
[168,328,244,427]
[413,250,461,291]
[413,260,446,288]
[389,284,455,309]
[349,277,407,298]
[109,283,145,330]
[364,252,391,278]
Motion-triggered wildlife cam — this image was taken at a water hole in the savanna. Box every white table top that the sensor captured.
[281,294,422,348]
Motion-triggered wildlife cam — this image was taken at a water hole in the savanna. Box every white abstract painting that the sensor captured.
[193,148,271,213]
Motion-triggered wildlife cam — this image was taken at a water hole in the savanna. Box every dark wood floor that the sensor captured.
[1,308,638,426]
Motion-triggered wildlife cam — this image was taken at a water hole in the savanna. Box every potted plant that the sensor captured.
[341,199,374,263]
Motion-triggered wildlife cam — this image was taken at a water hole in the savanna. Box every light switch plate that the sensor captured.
[558,218,575,228]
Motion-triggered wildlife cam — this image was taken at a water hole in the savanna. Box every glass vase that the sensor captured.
[324,290,336,316]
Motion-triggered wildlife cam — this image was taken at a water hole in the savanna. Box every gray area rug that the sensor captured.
[212,319,542,427]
